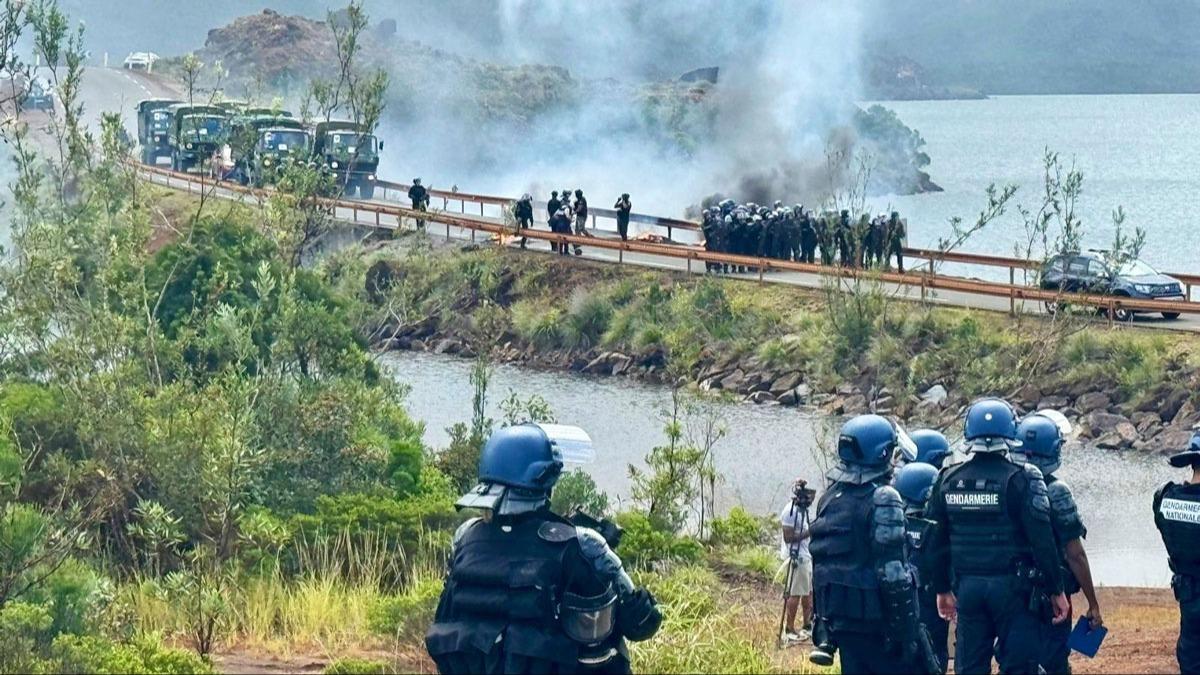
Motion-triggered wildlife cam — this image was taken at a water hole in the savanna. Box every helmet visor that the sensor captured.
[894,422,919,463]
[537,424,595,464]
[1033,409,1073,437]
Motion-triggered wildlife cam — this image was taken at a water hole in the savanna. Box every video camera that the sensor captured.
[792,479,816,509]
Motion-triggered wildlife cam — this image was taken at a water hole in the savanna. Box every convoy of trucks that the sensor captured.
[135,98,383,196]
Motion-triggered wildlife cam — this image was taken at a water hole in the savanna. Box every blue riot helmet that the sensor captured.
[1013,413,1064,476]
[456,424,563,515]
[910,429,951,468]
[1168,428,1200,468]
[828,414,901,485]
[894,462,939,513]
[963,398,1021,453]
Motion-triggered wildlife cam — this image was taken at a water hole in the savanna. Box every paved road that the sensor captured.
[139,166,1200,334]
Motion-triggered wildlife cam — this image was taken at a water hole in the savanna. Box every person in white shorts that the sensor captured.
[780,479,814,643]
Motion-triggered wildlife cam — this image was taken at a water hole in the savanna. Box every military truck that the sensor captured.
[136,98,181,164]
[312,120,383,199]
[243,106,293,119]
[166,103,227,172]
[227,114,309,186]
[214,100,247,117]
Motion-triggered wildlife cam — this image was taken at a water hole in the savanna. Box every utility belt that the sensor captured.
[1013,560,1054,622]
[1173,573,1200,605]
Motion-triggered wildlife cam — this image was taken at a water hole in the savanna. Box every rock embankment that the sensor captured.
[375,316,1195,457]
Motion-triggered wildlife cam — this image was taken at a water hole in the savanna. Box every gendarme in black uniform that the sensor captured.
[426,424,661,674]
[1154,432,1200,674]
[810,414,923,675]
[926,399,1065,675]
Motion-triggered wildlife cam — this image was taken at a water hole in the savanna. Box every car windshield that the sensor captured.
[151,110,170,130]
[1116,258,1158,277]
[180,115,224,138]
[260,130,308,152]
[329,132,376,153]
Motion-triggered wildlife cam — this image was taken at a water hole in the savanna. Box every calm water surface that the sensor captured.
[873,94,1200,281]
[384,351,1176,587]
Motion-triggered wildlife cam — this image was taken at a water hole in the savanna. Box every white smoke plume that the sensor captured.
[378,0,868,216]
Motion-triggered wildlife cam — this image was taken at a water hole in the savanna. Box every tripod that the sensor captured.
[776,501,811,648]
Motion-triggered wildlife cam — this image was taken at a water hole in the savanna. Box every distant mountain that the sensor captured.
[866,0,1200,95]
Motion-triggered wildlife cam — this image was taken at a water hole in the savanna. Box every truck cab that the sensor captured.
[167,104,228,173]
[227,115,309,186]
[312,120,382,199]
[136,98,181,165]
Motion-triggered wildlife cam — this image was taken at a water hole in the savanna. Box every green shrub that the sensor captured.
[0,602,53,672]
[562,289,613,350]
[366,574,444,641]
[289,490,458,551]
[511,299,563,349]
[719,546,779,581]
[324,657,397,674]
[19,557,107,638]
[51,633,214,675]
[614,511,702,566]
[550,469,610,517]
[708,506,768,548]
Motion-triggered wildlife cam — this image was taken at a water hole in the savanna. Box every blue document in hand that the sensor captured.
[1067,616,1107,658]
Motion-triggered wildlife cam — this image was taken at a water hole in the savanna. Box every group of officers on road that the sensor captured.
[422,397,1200,674]
[701,200,907,274]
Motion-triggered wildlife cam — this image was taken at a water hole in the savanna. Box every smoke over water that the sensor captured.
[375,0,868,216]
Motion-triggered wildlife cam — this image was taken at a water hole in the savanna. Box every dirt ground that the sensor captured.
[726,576,1182,675]
[211,584,1180,674]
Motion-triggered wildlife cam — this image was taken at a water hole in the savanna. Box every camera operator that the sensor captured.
[780,477,816,643]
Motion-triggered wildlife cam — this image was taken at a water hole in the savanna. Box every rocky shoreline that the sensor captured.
[373,321,1197,458]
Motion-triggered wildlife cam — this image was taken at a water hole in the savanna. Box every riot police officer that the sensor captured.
[887,212,906,273]
[926,399,1069,675]
[911,429,951,469]
[1154,428,1200,674]
[810,414,923,674]
[1013,413,1102,674]
[409,178,430,230]
[798,208,818,264]
[895,462,949,674]
[513,194,534,249]
[425,425,662,674]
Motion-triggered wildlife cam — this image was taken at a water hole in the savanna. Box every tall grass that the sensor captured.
[122,530,446,657]
[629,565,777,674]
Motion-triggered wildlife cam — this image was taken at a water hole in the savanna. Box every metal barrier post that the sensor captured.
[1189,283,1193,301]
[758,263,764,284]
[687,255,691,274]
[1009,288,1015,316]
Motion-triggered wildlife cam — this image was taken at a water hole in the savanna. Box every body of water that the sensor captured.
[873,94,1200,281]
[384,351,1178,588]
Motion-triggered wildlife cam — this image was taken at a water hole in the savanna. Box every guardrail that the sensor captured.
[373,180,1200,298]
[133,162,1200,323]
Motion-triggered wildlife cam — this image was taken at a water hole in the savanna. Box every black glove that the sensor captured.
[617,588,662,642]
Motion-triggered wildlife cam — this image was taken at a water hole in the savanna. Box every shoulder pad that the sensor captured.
[452,517,481,548]
[1022,462,1046,481]
[538,521,578,544]
[873,484,904,507]
[1047,478,1074,503]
